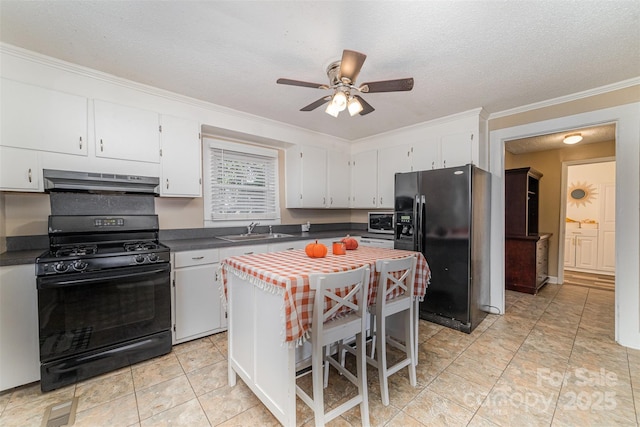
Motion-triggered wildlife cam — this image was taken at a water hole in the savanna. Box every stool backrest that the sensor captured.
[374,256,417,307]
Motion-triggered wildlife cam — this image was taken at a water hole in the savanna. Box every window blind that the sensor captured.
[208,146,278,220]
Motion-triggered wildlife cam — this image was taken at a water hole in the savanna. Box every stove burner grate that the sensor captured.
[55,245,98,258]
[124,242,160,252]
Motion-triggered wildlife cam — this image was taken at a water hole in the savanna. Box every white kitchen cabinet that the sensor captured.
[285,144,327,208]
[0,264,40,391]
[350,149,378,208]
[160,115,202,197]
[94,99,160,164]
[327,149,351,208]
[599,231,616,272]
[565,229,598,271]
[173,249,223,344]
[412,131,474,171]
[0,146,40,191]
[1,78,88,157]
[377,144,412,208]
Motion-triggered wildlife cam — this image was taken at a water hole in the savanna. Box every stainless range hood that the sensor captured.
[43,169,160,195]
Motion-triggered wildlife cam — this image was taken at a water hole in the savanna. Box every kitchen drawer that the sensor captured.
[219,244,269,259]
[174,248,220,268]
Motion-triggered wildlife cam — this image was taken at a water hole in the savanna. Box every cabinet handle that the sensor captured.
[100,139,104,152]
[79,136,83,149]
[431,161,435,169]
[28,168,32,183]
[443,160,446,168]
[191,256,204,260]
[372,197,376,205]
[380,197,383,205]
[323,197,326,205]
[166,179,170,189]
[330,197,333,205]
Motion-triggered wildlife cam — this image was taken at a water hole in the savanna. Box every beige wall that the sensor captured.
[504,140,616,277]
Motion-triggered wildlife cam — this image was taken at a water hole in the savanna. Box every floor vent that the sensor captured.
[41,397,78,427]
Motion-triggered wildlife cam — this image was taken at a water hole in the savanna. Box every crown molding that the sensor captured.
[489,77,640,120]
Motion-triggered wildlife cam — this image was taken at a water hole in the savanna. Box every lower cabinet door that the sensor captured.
[174,263,221,342]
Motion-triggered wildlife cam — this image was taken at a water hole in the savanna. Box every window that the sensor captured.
[203,138,280,226]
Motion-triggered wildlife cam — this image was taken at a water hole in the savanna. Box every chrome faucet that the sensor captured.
[247,222,259,234]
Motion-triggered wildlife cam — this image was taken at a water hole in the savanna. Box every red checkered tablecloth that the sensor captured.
[221,246,430,345]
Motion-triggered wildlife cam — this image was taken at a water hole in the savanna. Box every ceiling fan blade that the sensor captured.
[353,95,375,116]
[360,78,414,93]
[277,78,329,89]
[339,50,367,84]
[300,96,331,111]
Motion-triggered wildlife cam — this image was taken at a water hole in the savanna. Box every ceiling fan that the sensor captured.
[277,49,414,117]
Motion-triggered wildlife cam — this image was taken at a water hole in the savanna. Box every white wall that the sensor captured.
[490,103,640,350]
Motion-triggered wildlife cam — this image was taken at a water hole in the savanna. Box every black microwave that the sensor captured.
[368,212,394,234]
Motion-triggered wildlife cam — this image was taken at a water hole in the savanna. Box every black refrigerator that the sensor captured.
[394,164,491,333]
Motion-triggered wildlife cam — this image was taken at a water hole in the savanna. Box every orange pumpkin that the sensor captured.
[341,235,359,250]
[305,240,328,258]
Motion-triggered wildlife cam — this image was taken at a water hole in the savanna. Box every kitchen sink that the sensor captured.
[216,233,293,242]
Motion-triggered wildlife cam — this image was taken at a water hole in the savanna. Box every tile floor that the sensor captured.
[1,283,639,426]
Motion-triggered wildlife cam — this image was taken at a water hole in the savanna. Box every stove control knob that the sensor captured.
[72,260,88,271]
[148,253,158,262]
[54,262,69,273]
[134,254,146,264]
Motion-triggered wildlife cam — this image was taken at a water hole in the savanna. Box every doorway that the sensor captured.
[560,159,616,290]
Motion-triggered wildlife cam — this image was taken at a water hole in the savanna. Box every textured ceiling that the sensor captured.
[1,1,639,142]
[505,124,616,155]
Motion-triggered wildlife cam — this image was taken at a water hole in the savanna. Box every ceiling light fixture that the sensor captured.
[325,89,364,118]
[563,133,583,145]
[347,96,363,116]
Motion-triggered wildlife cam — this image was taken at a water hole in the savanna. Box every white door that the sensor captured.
[411,136,440,171]
[327,149,351,208]
[174,263,221,341]
[440,131,472,169]
[160,115,202,197]
[377,145,412,208]
[598,183,616,272]
[351,150,378,208]
[1,78,87,156]
[564,235,576,267]
[94,100,160,163]
[0,146,40,191]
[301,145,327,208]
[575,235,598,270]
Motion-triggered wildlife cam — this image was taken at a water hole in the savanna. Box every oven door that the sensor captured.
[37,263,170,362]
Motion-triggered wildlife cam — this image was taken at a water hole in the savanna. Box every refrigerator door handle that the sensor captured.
[416,194,425,253]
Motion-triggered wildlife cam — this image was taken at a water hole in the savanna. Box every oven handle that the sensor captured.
[37,266,169,289]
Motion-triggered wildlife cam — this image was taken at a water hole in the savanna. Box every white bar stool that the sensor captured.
[296,266,371,427]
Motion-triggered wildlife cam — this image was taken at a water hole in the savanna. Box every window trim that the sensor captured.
[203,138,281,228]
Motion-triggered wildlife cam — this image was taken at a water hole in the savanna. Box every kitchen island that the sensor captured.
[221,246,430,426]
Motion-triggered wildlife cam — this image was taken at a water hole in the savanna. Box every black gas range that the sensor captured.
[36,215,170,276]
[36,214,171,392]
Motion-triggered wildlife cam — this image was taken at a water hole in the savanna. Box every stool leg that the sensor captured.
[356,331,370,425]
[369,312,376,359]
[405,309,417,387]
[312,344,325,426]
[323,345,330,388]
[376,311,390,406]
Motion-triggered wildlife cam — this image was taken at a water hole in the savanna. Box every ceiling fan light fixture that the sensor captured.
[331,91,347,111]
[325,102,340,117]
[563,133,583,145]
[348,96,363,116]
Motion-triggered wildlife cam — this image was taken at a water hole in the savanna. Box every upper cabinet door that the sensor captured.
[285,144,327,208]
[94,100,160,163]
[351,150,378,208]
[160,115,202,197]
[377,145,412,208]
[1,78,87,156]
[440,131,473,169]
[327,149,351,208]
[411,136,440,171]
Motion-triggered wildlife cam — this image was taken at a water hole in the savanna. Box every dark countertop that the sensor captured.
[0,229,367,267]
[162,229,365,252]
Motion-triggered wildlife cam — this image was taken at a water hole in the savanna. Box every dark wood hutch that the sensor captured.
[504,167,551,294]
